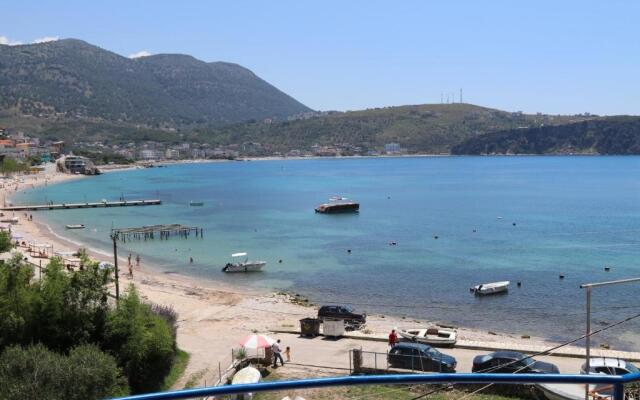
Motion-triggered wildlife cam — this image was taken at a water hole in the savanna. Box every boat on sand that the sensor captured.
[222,252,266,273]
[471,281,510,295]
[398,327,457,346]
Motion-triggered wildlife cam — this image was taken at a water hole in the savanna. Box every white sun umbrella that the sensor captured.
[239,333,276,349]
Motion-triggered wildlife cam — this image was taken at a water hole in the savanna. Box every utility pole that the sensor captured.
[111,234,120,302]
[580,277,640,400]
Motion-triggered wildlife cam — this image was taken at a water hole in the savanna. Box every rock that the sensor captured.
[521,335,530,339]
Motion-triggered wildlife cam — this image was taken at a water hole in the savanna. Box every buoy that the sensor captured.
[433,235,439,239]
[278,259,283,263]
[559,274,565,279]
[604,266,610,271]
[389,241,397,246]
[347,249,351,253]
[472,229,477,233]
[517,281,522,287]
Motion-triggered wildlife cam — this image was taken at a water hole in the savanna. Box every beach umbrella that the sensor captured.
[238,333,275,349]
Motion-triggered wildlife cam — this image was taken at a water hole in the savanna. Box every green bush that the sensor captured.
[0,343,129,400]
[0,231,12,253]
[0,254,35,349]
[105,285,175,393]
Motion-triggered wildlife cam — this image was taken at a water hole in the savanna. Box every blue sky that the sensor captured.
[2,0,639,115]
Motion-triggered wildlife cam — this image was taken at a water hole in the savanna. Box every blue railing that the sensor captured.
[112,372,640,400]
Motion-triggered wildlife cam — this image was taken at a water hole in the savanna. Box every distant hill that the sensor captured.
[194,104,593,153]
[0,39,310,126]
[451,117,640,155]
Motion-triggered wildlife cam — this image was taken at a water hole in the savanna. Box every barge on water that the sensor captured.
[315,197,360,214]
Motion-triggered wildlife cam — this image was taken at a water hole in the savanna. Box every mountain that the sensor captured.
[0,39,310,126]
[451,117,640,155]
[194,104,594,153]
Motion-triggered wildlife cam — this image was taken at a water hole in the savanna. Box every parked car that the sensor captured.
[387,342,457,372]
[472,351,559,374]
[581,357,640,375]
[317,305,366,327]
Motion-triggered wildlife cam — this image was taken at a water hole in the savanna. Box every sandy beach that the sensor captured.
[3,165,638,389]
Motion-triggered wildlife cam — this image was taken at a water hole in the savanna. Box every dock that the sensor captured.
[111,224,203,242]
[1,199,162,211]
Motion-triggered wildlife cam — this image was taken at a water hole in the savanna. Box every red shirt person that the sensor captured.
[388,329,398,347]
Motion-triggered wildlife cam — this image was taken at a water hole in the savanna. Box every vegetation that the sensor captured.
[0,38,310,127]
[0,231,12,253]
[161,350,190,391]
[0,344,128,400]
[0,254,183,398]
[451,116,640,155]
[0,157,29,175]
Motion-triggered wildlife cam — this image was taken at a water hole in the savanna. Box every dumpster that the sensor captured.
[300,317,321,337]
[323,319,345,338]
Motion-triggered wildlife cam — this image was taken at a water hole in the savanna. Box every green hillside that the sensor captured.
[0,39,310,126]
[451,116,640,155]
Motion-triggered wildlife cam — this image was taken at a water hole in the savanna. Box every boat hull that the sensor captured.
[398,328,457,346]
[315,202,360,213]
[471,281,510,295]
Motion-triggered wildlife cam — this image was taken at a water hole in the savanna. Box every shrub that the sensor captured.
[0,231,12,253]
[0,343,129,400]
[105,285,176,393]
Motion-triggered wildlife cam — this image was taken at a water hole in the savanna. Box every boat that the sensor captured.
[398,327,457,346]
[315,197,359,213]
[222,252,266,273]
[0,216,18,224]
[471,281,510,295]
[189,201,204,207]
[65,224,85,229]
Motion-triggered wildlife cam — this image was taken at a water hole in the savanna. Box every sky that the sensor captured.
[2,0,639,115]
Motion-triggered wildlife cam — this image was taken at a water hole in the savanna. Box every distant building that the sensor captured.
[165,149,180,159]
[138,149,161,160]
[384,143,401,154]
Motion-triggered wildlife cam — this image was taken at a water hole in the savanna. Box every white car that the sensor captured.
[581,357,640,376]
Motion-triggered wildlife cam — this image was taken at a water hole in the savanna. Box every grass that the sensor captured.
[183,369,208,389]
[160,349,190,391]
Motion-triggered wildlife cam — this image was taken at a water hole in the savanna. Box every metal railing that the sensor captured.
[111,372,640,400]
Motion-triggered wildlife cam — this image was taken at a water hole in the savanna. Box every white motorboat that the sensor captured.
[398,327,457,346]
[471,281,510,295]
[65,224,85,229]
[222,252,266,273]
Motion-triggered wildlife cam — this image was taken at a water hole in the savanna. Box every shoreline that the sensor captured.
[4,163,635,387]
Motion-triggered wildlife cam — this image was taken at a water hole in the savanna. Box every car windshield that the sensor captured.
[517,357,535,367]
[626,363,640,374]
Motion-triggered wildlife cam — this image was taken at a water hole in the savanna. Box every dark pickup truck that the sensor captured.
[317,305,366,329]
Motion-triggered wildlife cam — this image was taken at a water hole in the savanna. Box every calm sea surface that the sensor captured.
[15,157,640,349]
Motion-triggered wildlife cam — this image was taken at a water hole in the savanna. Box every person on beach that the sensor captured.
[388,329,398,347]
[127,253,132,266]
[136,254,140,267]
[272,339,284,367]
[128,263,133,279]
[285,346,291,362]
[189,256,193,263]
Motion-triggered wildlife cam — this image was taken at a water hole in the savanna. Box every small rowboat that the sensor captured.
[398,327,457,346]
[471,281,510,295]
[65,224,85,229]
[0,216,18,224]
[189,201,204,206]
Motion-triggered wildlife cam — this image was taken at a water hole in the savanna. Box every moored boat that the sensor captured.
[398,327,457,346]
[65,224,85,229]
[0,216,18,224]
[189,201,204,206]
[471,281,510,295]
[315,197,359,213]
[222,252,266,273]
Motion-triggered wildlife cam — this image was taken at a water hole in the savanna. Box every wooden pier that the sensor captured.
[111,224,203,242]
[1,199,162,211]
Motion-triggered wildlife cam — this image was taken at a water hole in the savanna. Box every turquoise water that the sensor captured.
[15,157,640,349]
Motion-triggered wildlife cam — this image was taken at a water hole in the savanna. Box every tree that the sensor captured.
[0,254,35,349]
[104,285,175,393]
[0,344,129,400]
[0,231,12,253]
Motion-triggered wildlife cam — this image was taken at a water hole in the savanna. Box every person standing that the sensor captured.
[127,253,132,266]
[388,329,398,347]
[285,346,291,362]
[272,339,284,367]
[136,254,140,267]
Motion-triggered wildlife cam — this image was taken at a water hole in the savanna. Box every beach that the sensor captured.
[4,163,640,389]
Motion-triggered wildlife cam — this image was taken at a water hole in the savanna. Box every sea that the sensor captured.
[14,156,640,350]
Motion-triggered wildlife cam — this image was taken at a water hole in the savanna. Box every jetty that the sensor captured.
[1,199,161,211]
[111,224,203,242]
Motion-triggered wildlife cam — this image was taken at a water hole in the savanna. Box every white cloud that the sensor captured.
[0,35,23,46]
[33,36,59,44]
[128,50,151,59]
